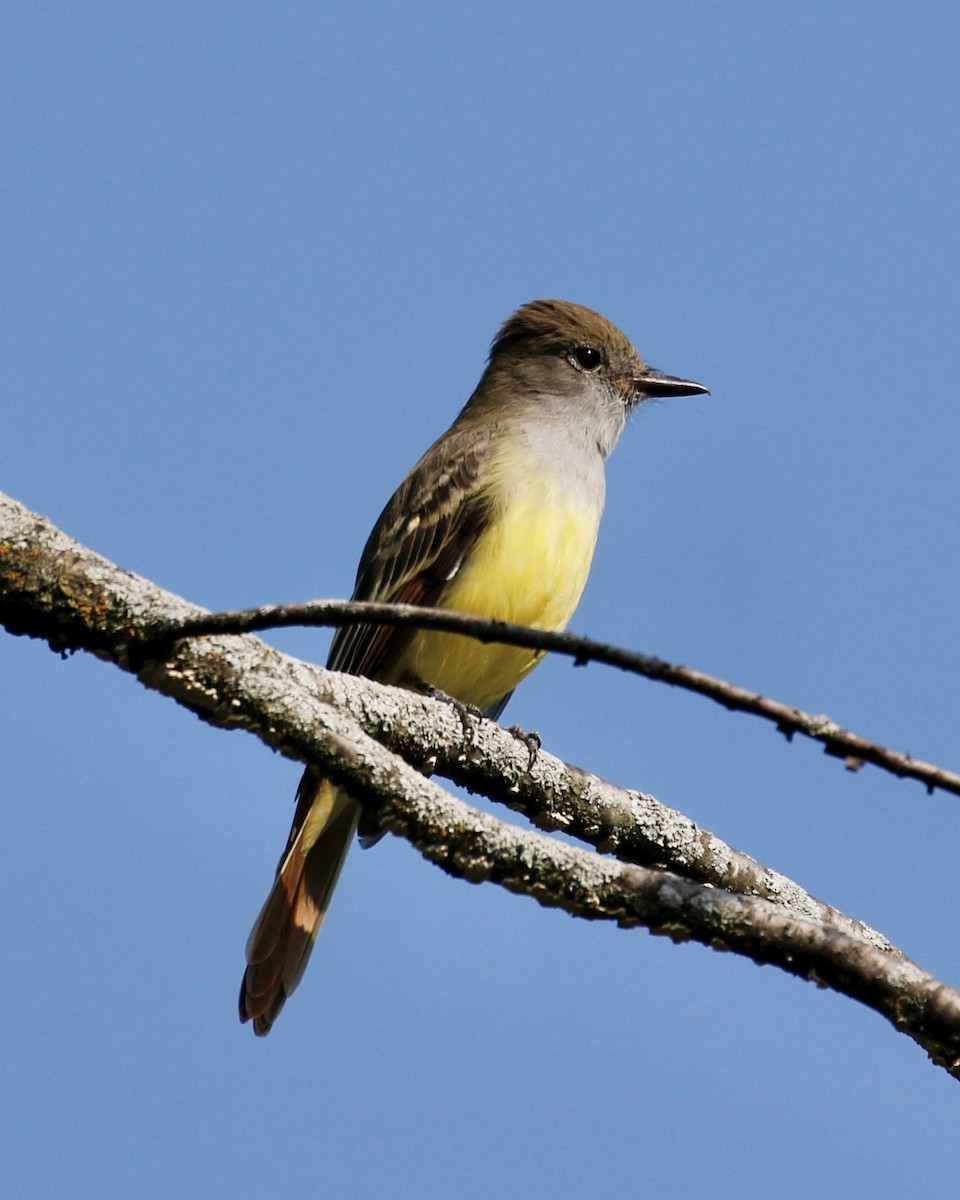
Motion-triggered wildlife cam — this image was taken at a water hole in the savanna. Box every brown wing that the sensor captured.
[327,422,497,682]
[242,425,507,1033]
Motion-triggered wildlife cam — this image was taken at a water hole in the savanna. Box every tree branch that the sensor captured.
[2,488,959,1078]
[0,490,893,949]
[145,598,960,798]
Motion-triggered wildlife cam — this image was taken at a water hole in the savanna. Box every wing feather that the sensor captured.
[328,425,496,681]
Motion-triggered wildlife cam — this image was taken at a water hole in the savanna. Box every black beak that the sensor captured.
[630,369,709,399]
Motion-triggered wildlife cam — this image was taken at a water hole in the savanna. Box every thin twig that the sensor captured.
[147,598,960,798]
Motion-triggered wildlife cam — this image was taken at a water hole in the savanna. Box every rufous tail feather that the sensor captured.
[239,775,360,1036]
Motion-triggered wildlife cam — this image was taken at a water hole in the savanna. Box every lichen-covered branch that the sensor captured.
[2,488,959,1078]
[0,491,890,948]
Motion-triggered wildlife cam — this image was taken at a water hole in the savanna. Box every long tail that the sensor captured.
[239,769,360,1036]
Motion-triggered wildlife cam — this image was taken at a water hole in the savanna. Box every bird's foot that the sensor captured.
[506,724,541,772]
[423,685,483,758]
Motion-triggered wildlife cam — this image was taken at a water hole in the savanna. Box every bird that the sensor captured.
[239,299,708,1034]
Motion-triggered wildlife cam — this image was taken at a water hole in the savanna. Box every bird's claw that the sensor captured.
[507,724,541,772]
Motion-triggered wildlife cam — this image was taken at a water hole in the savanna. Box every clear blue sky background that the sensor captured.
[3,4,959,1196]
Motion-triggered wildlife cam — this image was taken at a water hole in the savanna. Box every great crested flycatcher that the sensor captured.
[239,299,707,1034]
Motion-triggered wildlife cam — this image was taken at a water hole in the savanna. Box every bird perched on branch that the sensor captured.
[239,299,707,1035]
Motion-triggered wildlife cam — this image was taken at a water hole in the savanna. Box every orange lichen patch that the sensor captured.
[74,601,110,620]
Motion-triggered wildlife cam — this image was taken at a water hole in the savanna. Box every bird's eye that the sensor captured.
[572,346,603,371]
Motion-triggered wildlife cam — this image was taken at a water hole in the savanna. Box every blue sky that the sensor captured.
[3,3,959,1196]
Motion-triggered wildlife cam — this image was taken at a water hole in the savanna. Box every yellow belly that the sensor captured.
[398,484,601,711]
